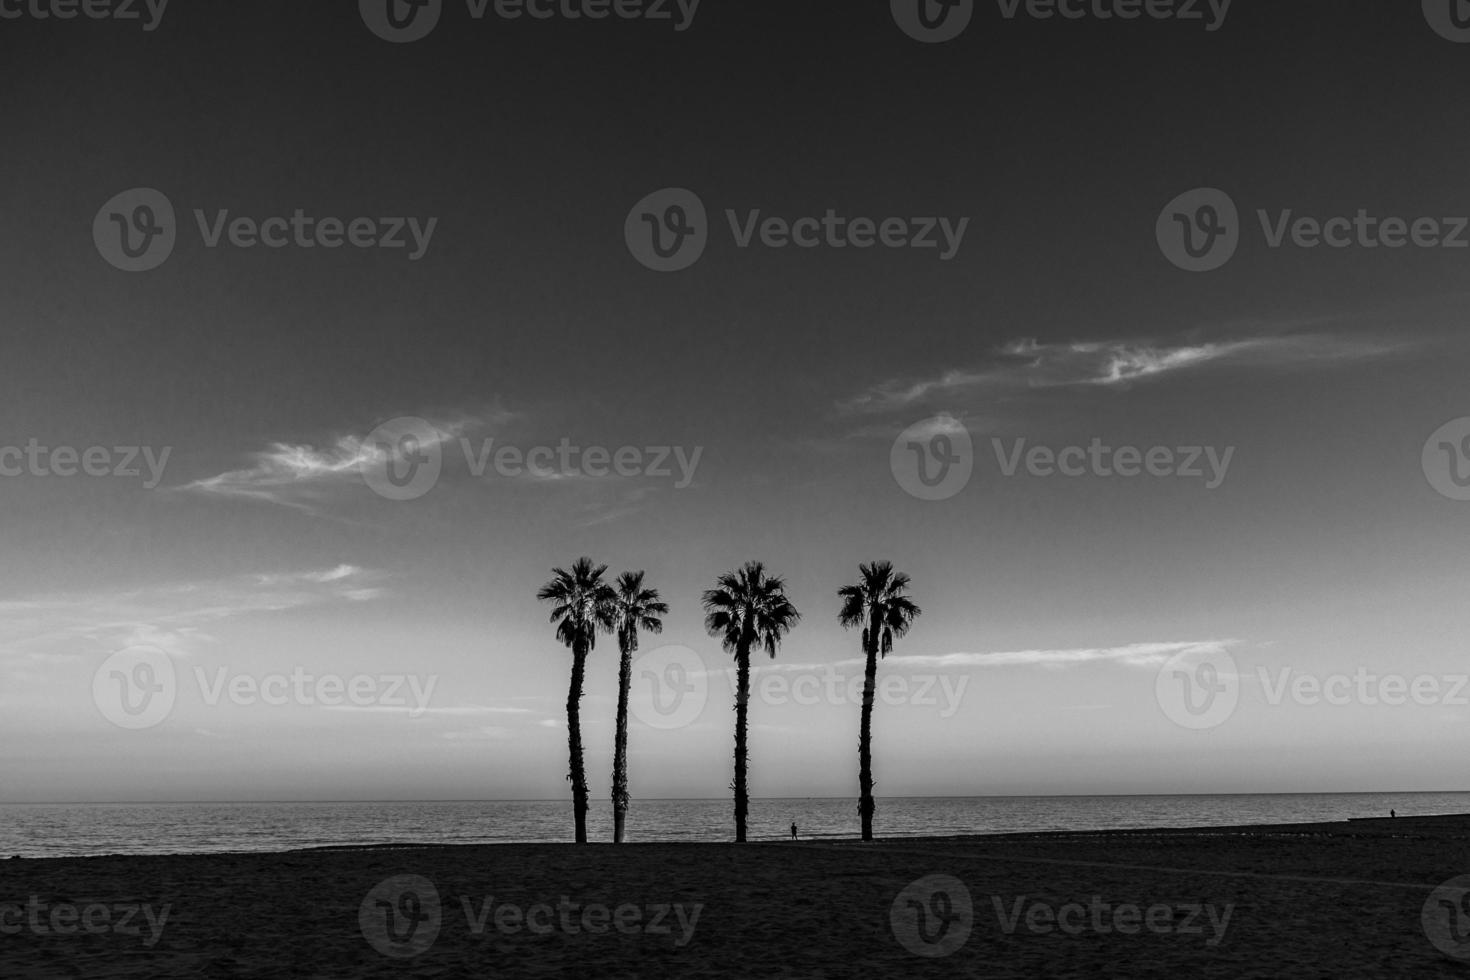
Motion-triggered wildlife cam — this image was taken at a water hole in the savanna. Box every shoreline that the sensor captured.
[9,811,1469,864]
[4,815,1468,976]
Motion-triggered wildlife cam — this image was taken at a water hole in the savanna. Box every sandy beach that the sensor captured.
[3,814,1469,978]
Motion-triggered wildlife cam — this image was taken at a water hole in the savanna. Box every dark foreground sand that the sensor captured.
[4,814,1470,978]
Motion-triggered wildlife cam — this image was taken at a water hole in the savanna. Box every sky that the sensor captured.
[2,0,1470,804]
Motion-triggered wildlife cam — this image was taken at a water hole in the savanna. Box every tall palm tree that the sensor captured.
[536,557,615,844]
[702,561,801,843]
[839,561,921,841]
[610,570,668,844]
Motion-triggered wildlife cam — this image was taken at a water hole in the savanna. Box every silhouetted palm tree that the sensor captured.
[536,557,615,844]
[610,570,668,844]
[702,561,801,843]
[839,561,921,841]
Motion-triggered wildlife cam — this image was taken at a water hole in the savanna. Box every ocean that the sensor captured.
[1,792,1464,859]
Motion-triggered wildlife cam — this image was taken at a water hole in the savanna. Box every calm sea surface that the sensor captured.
[1,793,1465,859]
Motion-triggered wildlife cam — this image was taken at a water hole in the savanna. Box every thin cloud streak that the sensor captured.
[840,329,1415,415]
[915,640,1237,670]
[730,640,1236,675]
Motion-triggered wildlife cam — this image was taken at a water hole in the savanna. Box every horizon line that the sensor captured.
[4,790,1467,806]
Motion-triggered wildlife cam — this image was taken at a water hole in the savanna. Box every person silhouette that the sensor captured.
[790,820,798,840]
[1391,809,1396,818]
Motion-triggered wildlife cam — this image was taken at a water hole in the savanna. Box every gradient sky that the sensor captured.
[3,1,1470,804]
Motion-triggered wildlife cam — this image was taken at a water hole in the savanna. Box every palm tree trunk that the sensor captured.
[612,635,633,844]
[567,641,590,844]
[858,634,878,841]
[733,645,751,843]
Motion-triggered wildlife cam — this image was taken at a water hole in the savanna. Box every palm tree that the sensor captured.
[838,561,921,841]
[702,561,801,843]
[609,570,668,844]
[536,557,616,844]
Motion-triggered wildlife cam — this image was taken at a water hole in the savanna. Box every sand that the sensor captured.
[3,814,1470,978]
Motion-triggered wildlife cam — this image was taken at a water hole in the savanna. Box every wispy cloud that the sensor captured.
[176,416,478,512]
[574,485,662,527]
[840,329,1413,415]
[910,640,1237,671]
[0,566,384,662]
